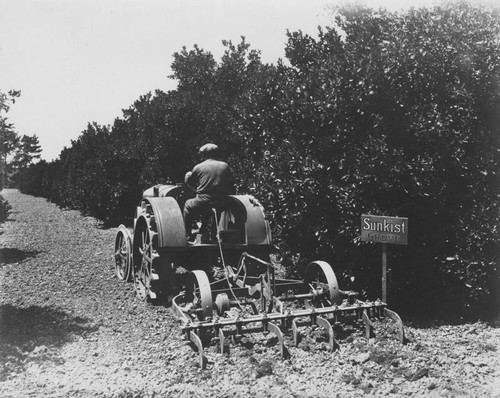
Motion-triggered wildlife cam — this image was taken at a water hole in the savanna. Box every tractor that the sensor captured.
[114,184,404,368]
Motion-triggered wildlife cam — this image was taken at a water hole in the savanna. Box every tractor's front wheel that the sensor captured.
[114,225,133,282]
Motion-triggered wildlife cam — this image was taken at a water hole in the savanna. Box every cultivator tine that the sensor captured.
[292,319,299,347]
[189,331,206,369]
[362,310,374,340]
[315,316,336,351]
[267,322,285,358]
[218,328,225,354]
[384,308,405,344]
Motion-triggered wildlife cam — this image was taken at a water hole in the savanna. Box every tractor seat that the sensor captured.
[214,207,245,244]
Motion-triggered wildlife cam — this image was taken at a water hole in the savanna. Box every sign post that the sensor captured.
[381,243,387,302]
[361,215,408,303]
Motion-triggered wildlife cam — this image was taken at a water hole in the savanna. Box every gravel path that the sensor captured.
[1,189,499,397]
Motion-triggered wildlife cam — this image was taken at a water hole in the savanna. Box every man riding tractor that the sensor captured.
[183,143,235,242]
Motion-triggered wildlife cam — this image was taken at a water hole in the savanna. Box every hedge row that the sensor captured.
[18,3,500,320]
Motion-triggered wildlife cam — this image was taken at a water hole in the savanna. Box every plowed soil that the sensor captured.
[1,189,499,397]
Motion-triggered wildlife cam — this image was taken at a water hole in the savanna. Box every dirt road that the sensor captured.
[1,189,499,397]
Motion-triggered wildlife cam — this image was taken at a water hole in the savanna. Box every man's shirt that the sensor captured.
[186,159,234,195]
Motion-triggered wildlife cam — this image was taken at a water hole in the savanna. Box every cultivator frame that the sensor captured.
[114,184,405,369]
[172,254,404,368]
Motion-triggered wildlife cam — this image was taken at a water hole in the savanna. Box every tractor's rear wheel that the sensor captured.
[114,225,133,282]
[133,211,172,302]
[133,217,155,300]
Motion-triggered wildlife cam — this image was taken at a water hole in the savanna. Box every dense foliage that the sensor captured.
[17,3,500,320]
[0,194,11,224]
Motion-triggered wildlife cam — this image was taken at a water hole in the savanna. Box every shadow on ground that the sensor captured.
[0,304,98,379]
[0,248,41,266]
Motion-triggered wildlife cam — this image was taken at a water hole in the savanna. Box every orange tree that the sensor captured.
[248,2,500,318]
[21,39,275,225]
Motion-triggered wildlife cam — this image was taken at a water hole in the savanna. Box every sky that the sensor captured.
[1,0,445,161]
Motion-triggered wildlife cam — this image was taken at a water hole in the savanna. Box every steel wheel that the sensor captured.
[133,218,154,300]
[185,270,213,320]
[133,206,163,301]
[114,225,133,281]
[304,261,341,305]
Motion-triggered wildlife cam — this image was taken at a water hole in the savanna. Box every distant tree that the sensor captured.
[0,89,21,189]
[12,134,42,169]
[10,134,42,188]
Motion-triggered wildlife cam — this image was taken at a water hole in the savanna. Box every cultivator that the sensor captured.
[172,256,405,368]
[115,184,404,368]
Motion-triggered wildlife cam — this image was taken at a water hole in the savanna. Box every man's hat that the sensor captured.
[198,143,219,157]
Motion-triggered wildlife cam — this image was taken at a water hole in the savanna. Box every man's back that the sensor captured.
[188,159,234,195]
